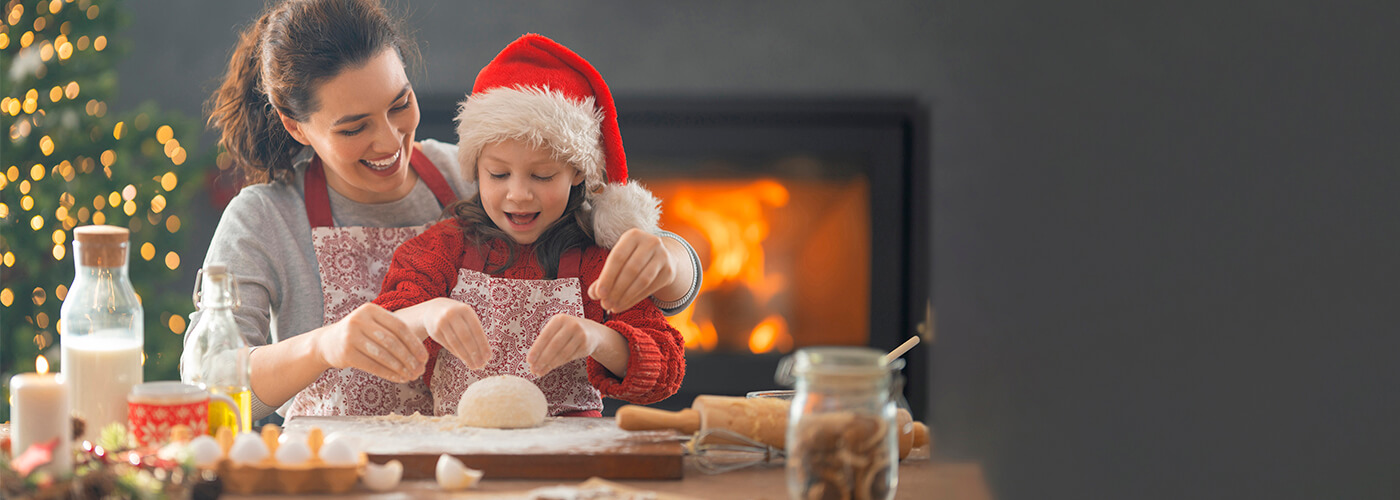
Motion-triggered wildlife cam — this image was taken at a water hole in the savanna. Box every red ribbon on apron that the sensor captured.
[284,149,457,418]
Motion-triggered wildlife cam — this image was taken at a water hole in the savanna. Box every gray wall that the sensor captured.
[116,0,936,129]
[116,1,1397,499]
[930,1,1399,499]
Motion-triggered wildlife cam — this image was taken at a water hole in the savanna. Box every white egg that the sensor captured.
[277,431,307,445]
[274,440,312,465]
[228,433,270,464]
[320,432,356,451]
[362,460,404,492]
[435,454,483,491]
[317,438,357,466]
[187,435,224,468]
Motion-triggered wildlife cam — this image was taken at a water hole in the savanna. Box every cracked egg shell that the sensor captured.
[363,460,404,491]
[436,454,483,490]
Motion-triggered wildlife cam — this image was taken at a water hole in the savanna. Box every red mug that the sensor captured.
[127,381,240,447]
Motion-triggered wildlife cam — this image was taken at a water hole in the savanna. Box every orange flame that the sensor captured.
[673,305,718,351]
[662,179,795,353]
[748,315,793,354]
[36,354,49,374]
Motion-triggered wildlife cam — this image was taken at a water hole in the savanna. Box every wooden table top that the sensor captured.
[223,454,990,499]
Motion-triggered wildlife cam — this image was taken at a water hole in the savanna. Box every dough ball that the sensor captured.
[457,375,548,428]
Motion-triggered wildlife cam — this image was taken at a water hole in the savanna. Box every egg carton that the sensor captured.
[202,424,367,495]
[213,455,365,495]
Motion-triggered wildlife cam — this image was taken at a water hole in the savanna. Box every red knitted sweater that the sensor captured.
[373,219,685,405]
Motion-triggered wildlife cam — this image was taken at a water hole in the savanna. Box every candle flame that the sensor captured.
[36,354,49,374]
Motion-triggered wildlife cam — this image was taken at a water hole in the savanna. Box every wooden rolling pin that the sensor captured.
[616,396,786,447]
[617,396,929,459]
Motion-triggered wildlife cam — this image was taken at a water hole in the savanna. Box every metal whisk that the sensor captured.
[685,428,785,474]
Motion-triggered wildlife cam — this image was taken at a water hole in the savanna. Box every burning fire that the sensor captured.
[748,315,793,354]
[662,179,795,354]
[36,354,49,374]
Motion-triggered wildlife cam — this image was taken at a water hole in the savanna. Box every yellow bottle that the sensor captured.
[181,264,253,433]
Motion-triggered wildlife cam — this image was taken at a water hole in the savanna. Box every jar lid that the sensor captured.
[777,347,905,385]
[73,225,129,245]
[73,225,129,267]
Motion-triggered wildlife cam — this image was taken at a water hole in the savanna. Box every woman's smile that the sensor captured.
[361,150,402,176]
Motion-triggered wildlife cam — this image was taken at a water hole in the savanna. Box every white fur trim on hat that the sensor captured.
[588,180,661,248]
[455,86,608,193]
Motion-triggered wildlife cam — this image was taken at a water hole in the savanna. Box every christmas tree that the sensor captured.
[0,0,214,421]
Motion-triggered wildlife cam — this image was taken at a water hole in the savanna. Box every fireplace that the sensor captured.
[418,96,930,419]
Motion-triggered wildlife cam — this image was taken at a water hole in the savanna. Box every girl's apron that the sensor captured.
[284,150,457,418]
[425,244,604,417]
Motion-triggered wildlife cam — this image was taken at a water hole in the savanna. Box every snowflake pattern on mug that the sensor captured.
[128,400,208,447]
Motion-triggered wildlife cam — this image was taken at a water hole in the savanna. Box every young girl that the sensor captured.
[373,34,685,416]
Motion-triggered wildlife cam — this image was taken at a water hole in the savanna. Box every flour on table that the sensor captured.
[284,414,677,455]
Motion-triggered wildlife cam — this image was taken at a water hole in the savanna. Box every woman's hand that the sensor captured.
[399,297,491,369]
[589,228,681,312]
[527,314,629,377]
[313,302,427,383]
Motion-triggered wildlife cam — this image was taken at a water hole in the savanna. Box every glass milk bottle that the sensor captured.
[60,225,144,435]
[785,347,900,500]
[180,264,252,433]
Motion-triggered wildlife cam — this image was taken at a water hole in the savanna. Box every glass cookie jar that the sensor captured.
[784,347,902,500]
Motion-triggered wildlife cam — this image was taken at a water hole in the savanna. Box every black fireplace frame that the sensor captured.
[418,95,930,420]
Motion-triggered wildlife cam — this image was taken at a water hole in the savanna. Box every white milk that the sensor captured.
[62,331,144,434]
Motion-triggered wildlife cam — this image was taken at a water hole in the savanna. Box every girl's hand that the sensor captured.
[407,297,491,370]
[314,302,427,383]
[589,228,679,313]
[527,314,626,377]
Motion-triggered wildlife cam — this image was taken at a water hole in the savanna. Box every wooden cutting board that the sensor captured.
[284,415,684,480]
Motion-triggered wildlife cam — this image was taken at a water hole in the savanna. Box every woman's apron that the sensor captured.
[425,244,604,417]
[284,150,457,418]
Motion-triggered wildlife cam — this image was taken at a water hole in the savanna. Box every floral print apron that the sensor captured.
[284,150,457,418]
[426,244,604,417]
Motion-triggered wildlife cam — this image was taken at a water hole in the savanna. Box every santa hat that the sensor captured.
[455,33,660,248]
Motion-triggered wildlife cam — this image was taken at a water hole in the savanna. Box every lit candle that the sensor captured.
[10,355,73,475]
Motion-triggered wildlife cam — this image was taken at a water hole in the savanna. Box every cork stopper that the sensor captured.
[73,225,130,267]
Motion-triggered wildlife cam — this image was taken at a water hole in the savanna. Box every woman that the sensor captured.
[187,0,699,421]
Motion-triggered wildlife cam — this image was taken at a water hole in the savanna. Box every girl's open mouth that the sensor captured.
[506,212,539,226]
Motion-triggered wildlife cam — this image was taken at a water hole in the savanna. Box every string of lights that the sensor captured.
[0,0,216,420]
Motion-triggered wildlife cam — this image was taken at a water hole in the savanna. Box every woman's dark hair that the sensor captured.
[445,183,594,279]
[207,0,418,184]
